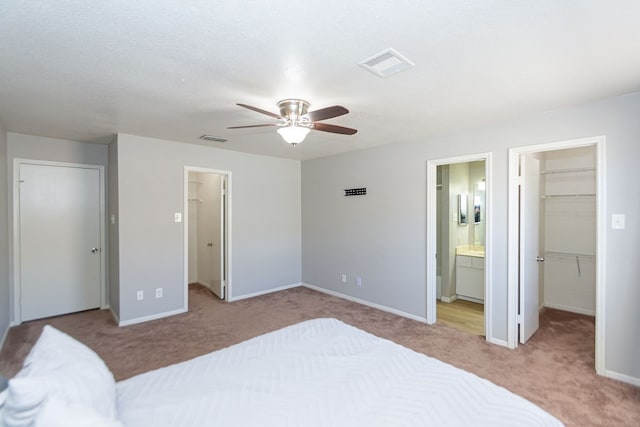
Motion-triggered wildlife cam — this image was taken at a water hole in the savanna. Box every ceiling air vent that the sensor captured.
[199,135,228,143]
[358,48,415,78]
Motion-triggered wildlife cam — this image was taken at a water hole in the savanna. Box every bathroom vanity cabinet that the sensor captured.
[456,253,484,302]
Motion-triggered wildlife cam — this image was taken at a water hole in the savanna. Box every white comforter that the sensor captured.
[117,318,563,426]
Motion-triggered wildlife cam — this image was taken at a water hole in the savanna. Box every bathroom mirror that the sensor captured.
[474,195,482,223]
[458,194,468,225]
[473,180,486,246]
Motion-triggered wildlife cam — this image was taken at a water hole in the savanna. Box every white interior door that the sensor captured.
[19,163,102,322]
[519,155,541,343]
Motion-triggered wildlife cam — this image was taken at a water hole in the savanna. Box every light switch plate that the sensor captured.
[611,214,625,230]
[174,212,182,223]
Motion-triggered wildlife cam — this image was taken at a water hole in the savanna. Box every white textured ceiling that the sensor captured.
[1,1,639,160]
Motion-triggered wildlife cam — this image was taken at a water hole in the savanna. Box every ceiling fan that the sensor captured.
[227,99,357,146]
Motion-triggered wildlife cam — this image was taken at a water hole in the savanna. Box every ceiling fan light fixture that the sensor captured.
[277,126,310,145]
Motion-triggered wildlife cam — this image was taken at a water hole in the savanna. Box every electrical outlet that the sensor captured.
[136,291,144,301]
[356,276,362,287]
[341,274,347,284]
[174,212,182,223]
[155,288,163,298]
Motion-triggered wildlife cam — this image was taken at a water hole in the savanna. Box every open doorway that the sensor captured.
[184,167,231,304]
[507,136,605,374]
[427,153,493,341]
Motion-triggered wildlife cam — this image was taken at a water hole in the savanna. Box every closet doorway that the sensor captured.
[507,136,605,374]
[184,167,231,302]
[426,153,493,340]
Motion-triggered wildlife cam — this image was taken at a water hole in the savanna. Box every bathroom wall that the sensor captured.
[468,161,486,246]
[445,163,470,299]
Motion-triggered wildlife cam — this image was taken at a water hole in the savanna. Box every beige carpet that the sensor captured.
[1,284,639,426]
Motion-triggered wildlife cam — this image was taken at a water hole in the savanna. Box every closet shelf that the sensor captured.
[188,180,203,184]
[541,167,595,175]
[545,250,594,258]
[541,193,595,199]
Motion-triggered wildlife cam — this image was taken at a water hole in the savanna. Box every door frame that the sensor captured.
[12,159,107,324]
[183,166,232,306]
[426,152,494,342]
[507,136,606,375]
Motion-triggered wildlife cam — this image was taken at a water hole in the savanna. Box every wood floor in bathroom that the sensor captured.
[437,299,484,336]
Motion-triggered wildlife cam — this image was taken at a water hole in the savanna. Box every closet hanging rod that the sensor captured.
[188,198,203,203]
[541,193,595,199]
[188,180,203,184]
[541,167,595,175]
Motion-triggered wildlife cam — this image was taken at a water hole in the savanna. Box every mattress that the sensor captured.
[116,318,563,426]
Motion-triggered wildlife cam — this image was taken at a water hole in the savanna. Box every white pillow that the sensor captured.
[0,326,117,426]
[1,377,46,427]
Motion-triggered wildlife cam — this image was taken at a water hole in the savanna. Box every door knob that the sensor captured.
[536,256,545,262]
[91,248,99,253]
[207,243,213,247]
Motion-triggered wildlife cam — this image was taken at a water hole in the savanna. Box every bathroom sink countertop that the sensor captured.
[456,245,485,258]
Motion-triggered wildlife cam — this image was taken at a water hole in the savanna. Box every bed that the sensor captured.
[0,318,563,426]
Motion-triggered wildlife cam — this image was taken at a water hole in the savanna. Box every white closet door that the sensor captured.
[19,163,102,321]
[519,155,541,344]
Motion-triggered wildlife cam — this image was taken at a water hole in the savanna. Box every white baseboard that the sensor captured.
[302,283,427,323]
[0,323,10,352]
[440,295,457,303]
[110,307,120,324]
[195,281,211,290]
[119,308,187,327]
[604,369,640,387]
[229,282,301,302]
[543,303,595,316]
[456,295,483,304]
[487,337,509,348]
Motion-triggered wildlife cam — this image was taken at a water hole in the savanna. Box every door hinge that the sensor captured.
[517,314,522,324]
[516,176,523,186]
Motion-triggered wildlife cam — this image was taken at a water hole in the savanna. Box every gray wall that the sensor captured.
[108,140,120,318]
[301,92,640,380]
[0,128,9,346]
[5,133,109,321]
[115,134,301,323]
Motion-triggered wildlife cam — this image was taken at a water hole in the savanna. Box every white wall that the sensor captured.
[190,172,223,291]
[197,173,222,290]
[301,91,640,381]
[542,146,596,315]
[0,127,9,347]
[6,133,109,322]
[115,134,301,323]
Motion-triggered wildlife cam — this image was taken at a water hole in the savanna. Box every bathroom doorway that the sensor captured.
[507,136,605,374]
[184,167,231,303]
[427,153,493,340]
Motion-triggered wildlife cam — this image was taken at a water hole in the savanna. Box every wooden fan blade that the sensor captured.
[237,103,282,119]
[306,105,349,122]
[312,122,358,135]
[227,123,277,129]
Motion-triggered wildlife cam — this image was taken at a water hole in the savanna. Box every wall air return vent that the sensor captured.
[199,135,228,143]
[359,48,415,78]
